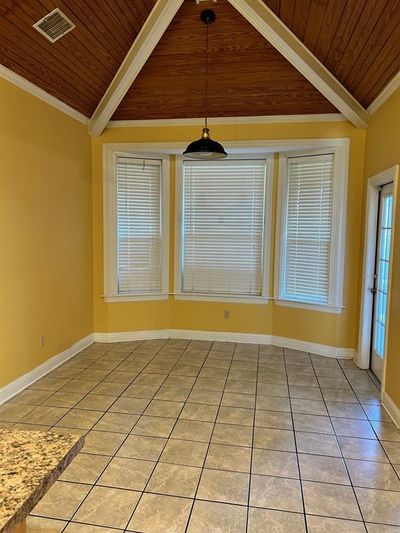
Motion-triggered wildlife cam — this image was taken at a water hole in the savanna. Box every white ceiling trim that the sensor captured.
[107,113,346,128]
[89,0,184,136]
[227,0,369,129]
[0,64,89,125]
[368,70,400,115]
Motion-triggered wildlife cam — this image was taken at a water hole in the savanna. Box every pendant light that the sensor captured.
[183,9,227,159]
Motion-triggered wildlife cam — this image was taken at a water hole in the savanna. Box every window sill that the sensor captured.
[104,294,169,303]
[174,293,272,304]
[274,298,344,314]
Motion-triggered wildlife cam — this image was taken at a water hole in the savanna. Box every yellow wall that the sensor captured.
[364,88,400,408]
[92,121,366,349]
[0,79,93,388]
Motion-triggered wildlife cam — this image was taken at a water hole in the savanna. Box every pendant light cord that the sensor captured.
[204,21,209,130]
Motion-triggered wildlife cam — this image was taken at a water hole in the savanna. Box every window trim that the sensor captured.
[274,145,349,312]
[103,148,170,302]
[174,154,274,303]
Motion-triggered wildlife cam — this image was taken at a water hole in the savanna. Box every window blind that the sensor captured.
[182,159,266,296]
[282,153,334,304]
[116,157,162,294]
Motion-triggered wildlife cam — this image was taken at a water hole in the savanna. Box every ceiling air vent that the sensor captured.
[33,8,75,43]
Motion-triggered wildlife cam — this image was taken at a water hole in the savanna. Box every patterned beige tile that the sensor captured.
[42,392,84,408]
[0,403,35,422]
[131,415,176,438]
[93,412,139,433]
[332,418,376,439]
[250,475,303,512]
[179,403,218,422]
[248,508,306,533]
[75,394,117,411]
[346,459,400,490]
[296,432,341,457]
[382,441,400,463]
[73,486,140,529]
[252,449,299,478]
[212,423,253,447]
[55,409,103,430]
[256,396,291,412]
[60,453,110,484]
[144,399,184,418]
[11,389,53,405]
[146,463,201,497]
[356,487,400,525]
[117,434,167,461]
[299,454,350,484]
[82,430,126,455]
[303,481,362,520]
[160,439,208,467]
[186,390,222,405]
[254,427,295,452]
[156,387,192,402]
[371,421,400,442]
[65,524,120,532]
[306,515,366,532]
[197,468,249,505]
[21,406,69,425]
[293,413,334,434]
[109,397,149,414]
[255,410,293,430]
[127,493,192,533]
[26,516,67,532]
[339,436,389,462]
[97,457,155,490]
[205,443,251,472]
[32,481,90,520]
[171,420,214,442]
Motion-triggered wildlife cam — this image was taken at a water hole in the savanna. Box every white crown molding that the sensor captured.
[0,334,94,405]
[92,329,354,359]
[107,114,346,128]
[368,70,400,115]
[382,390,400,428]
[0,65,89,125]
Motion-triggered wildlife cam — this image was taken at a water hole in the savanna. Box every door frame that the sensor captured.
[357,165,398,389]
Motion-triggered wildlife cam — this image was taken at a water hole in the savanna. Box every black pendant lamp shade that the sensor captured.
[184,127,227,159]
[183,10,227,160]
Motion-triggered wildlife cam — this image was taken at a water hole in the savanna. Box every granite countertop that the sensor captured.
[0,428,84,533]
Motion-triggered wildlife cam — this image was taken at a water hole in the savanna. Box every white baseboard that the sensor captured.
[0,334,94,405]
[381,391,400,428]
[0,328,355,405]
[92,329,354,359]
[93,330,171,343]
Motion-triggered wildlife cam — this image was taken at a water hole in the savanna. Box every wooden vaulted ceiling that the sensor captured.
[1,0,400,121]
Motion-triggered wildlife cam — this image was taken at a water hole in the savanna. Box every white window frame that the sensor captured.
[274,145,349,313]
[103,148,170,302]
[174,154,274,304]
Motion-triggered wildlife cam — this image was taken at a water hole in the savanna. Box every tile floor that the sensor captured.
[1,339,400,532]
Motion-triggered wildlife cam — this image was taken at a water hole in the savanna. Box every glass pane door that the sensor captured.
[371,182,394,381]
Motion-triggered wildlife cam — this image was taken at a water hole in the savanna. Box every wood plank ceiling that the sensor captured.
[1,0,400,120]
[0,0,157,116]
[113,0,337,120]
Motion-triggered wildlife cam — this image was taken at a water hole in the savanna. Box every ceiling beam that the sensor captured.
[227,0,369,128]
[89,0,184,136]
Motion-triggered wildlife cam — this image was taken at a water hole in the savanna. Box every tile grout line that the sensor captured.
[122,339,215,533]
[183,340,238,533]
[285,347,309,533]
[57,338,178,532]
[314,356,368,529]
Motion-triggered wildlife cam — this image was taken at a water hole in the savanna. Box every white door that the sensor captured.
[371,182,394,381]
